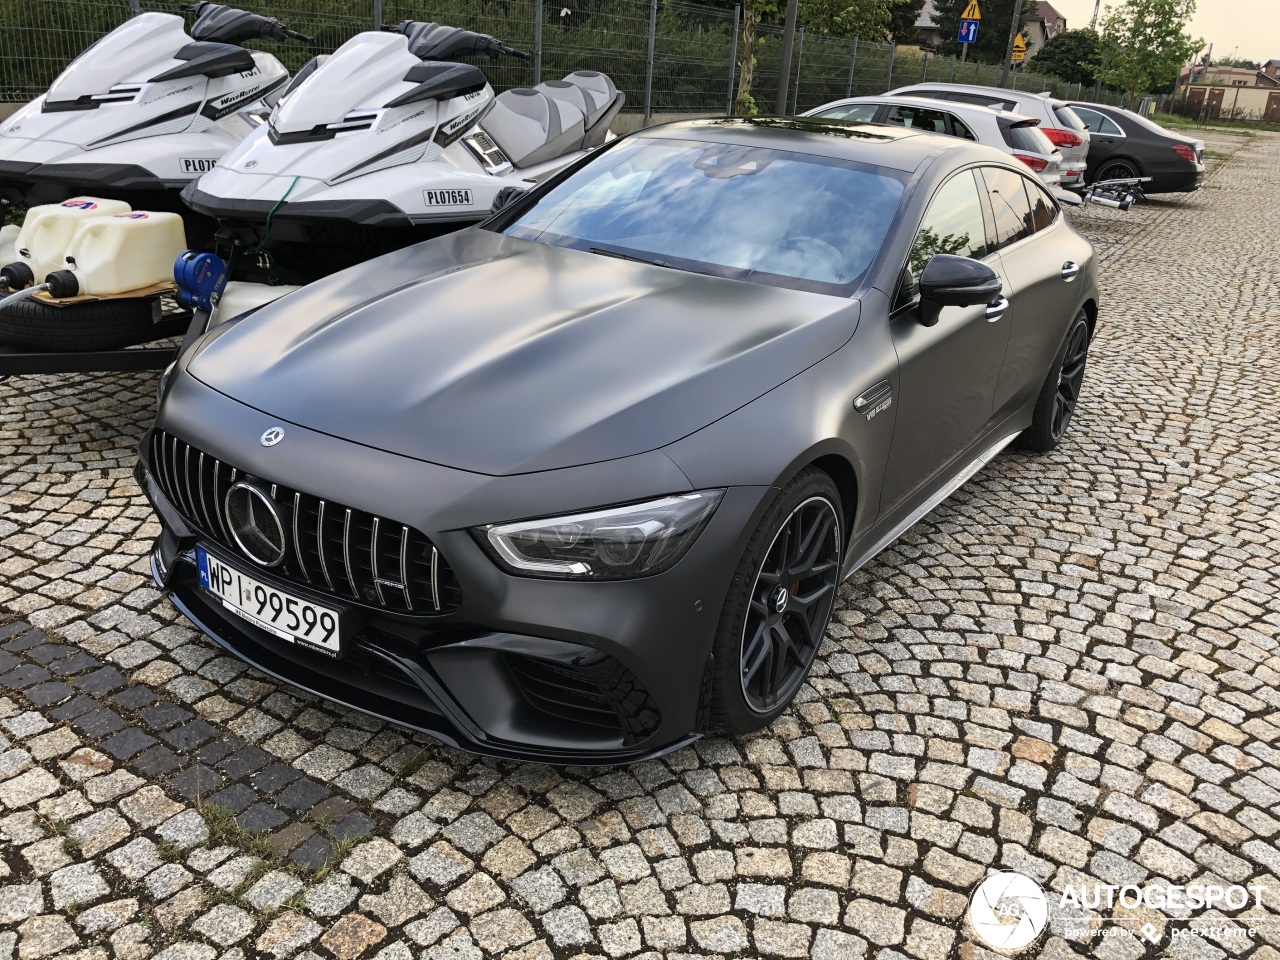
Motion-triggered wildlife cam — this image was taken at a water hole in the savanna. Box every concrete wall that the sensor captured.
[0,103,22,121]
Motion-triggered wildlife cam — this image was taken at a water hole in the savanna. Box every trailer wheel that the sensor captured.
[0,296,163,352]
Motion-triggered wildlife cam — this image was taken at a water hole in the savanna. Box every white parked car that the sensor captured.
[885,83,1091,189]
[803,95,1063,188]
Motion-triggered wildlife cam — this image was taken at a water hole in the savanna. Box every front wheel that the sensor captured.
[708,468,844,734]
[1018,311,1091,452]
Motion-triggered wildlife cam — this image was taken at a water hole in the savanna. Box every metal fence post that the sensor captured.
[846,39,858,97]
[373,0,382,31]
[533,0,543,85]
[128,0,140,12]
[950,54,957,81]
[790,26,804,115]
[726,5,740,116]
[643,0,657,122]
[921,49,928,82]
[886,43,896,91]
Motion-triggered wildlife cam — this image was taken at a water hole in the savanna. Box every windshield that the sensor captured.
[501,137,907,295]
[1053,104,1088,132]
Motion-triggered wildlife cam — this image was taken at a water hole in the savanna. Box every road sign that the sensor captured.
[958,19,979,44]
[1011,31,1027,61]
[961,0,981,19]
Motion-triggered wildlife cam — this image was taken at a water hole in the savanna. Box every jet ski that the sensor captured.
[182,20,624,282]
[0,2,314,246]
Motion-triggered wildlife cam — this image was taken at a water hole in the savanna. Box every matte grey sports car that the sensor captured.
[139,118,1099,763]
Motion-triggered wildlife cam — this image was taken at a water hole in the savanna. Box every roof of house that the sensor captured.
[1034,1,1066,24]
[915,1,939,30]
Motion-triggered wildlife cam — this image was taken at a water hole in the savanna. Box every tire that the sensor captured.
[1095,158,1142,184]
[0,296,162,351]
[1018,310,1091,453]
[708,467,844,734]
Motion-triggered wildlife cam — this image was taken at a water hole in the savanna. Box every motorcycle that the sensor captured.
[0,2,314,246]
[183,19,625,283]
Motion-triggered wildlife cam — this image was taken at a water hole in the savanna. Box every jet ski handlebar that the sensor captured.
[183,3,314,44]
[383,20,531,61]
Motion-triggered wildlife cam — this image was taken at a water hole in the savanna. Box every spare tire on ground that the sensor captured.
[0,295,164,351]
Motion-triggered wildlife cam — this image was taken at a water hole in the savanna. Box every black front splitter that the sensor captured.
[149,551,699,767]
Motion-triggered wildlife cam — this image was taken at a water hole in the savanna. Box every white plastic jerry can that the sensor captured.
[15,197,133,282]
[57,212,188,296]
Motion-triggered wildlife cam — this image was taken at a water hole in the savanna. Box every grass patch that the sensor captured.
[196,801,278,862]
[1153,111,1280,134]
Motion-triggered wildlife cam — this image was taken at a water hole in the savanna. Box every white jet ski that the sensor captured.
[182,19,624,282]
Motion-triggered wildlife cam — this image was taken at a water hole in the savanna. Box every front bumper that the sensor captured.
[138,378,770,764]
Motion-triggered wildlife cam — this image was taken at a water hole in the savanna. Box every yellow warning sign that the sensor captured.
[1012,31,1026,60]
[961,0,981,20]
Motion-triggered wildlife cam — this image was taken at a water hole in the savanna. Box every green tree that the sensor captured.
[1099,0,1202,102]
[1211,55,1256,69]
[798,0,892,38]
[1029,28,1104,85]
[888,0,928,40]
[930,0,1029,63]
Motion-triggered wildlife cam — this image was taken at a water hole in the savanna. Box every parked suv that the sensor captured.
[803,95,1063,188]
[888,83,1091,189]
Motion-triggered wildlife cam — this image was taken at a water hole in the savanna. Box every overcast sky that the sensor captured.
[1044,0,1278,64]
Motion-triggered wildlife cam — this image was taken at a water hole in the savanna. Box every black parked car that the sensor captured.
[1069,102,1205,193]
[139,118,1099,763]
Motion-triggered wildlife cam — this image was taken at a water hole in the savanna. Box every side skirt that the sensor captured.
[843,429,1021,579]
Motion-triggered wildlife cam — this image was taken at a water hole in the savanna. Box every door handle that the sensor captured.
[1061,261,1080,282]
[985,297,1008,322]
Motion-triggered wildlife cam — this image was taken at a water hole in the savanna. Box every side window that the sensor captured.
[1025,176,1059,232]
[901,170,990,304]
[1074,107,1105,132]
[814,102,880,123]
[951,116,978,141]
[885,105,950,135]
[980,166,1034,250]
[1098,114,1123,135]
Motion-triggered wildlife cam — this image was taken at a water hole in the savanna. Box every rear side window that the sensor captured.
[951,116,978,141]
[884,105,950,135]
[980,167,1034,249]
[1001,123,1053,154]
[1026,178,1059,232]
[1073,107,1119,134]
[814,102,880,123]
[951,91,1016,110]
[1053,104,1088,131]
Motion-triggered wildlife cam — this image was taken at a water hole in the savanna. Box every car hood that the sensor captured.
[188,229,860,476]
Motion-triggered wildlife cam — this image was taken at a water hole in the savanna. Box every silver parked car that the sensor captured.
[802,95,1062,188]
[887,83,1091,189]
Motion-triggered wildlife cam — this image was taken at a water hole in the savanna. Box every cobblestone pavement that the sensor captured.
[1,129,1278,960]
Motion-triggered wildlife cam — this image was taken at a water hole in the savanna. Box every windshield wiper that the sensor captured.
[588,247,676,269]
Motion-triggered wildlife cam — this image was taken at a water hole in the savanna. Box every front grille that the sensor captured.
[505,655,624,735]
[149,429,461,615]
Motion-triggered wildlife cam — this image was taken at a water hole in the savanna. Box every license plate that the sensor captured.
[198,547,342,656]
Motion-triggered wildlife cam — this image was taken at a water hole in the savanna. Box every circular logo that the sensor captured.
[224,482,287,567]
[260,426,285,447]
[244,159,258,169]
[770,584,789,614]
[968,871,1048,951]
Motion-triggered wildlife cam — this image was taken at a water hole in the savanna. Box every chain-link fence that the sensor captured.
[1,0,1134,115]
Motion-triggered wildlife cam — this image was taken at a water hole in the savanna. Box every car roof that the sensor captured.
[894,82,1065,105]
[636,117,1005,173]
[809,95,1039,126]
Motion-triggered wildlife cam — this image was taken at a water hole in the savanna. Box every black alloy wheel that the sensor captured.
[1018,310,1091,452]
[709,468,844,733]
[1096,159,1140,183]
[1052,320,1090,442]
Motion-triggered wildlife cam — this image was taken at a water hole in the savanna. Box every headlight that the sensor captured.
[479,490,724,580]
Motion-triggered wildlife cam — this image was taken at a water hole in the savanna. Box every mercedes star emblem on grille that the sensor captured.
[260,426,285,447]
[225,482,288,567]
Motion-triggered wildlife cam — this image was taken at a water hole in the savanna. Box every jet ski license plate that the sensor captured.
[198,547,342,656]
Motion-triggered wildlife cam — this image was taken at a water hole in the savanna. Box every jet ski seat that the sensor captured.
[481,72,623,168]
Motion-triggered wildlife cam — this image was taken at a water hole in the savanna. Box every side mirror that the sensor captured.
[920,254,1001,305]
[490,185,526,214]
[1053,188,1083,206]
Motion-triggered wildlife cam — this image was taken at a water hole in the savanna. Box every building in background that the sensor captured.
[1023,1,1067,55]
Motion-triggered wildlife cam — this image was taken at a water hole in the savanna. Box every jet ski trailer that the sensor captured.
[182,20,624,282]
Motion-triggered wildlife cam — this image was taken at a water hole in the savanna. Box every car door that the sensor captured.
[881,168,1011,504]
[1073,106,1124,172]
[985,167,1082,417]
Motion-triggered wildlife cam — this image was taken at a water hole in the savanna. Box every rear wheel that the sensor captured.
[0,296,162,351]
[1095,158,1141,183]
[1018,311,1091,452]
[708,468,843,734]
